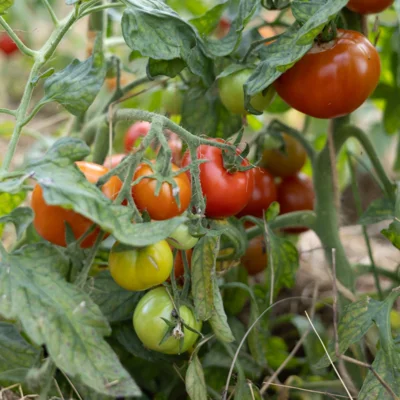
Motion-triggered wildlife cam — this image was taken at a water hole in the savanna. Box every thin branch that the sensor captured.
[305,311,354,399]
[41,0,59,26]
[328,120,340,212]
[79,3,125,18]
[267,382,349,399]
[59,370,83,400]
[0,17,37,57]
[242,33,283,63]
[0,108,16,116]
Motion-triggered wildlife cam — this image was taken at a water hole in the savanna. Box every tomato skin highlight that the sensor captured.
[133,287,202,354]
[31,162,122,248]
[236,168,277,218]
[0,33,18,55]
[242,236,268,276]
[181,141,254,219]
[261,134,307,178]
[274,30,381,119]
[347,0,393,14]
[132,162,191,220]
[124,121,151,152]
[219,69,275,115]
[109,240,173,291]
[277,173,315,234]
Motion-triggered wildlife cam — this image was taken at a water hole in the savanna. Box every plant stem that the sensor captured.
[79,3,125,18]
[0,12,77,173]
[0,108,16,116]
[41,0,59,26]
[242,33,283,63]
[0,17,37,57]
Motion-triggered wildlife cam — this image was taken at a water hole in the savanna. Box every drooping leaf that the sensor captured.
[191,235,220,321]
[122,0,213,85]
[0,207,33,241]
[209,277,235,343]
[186,355,208,400]
[29,137,187,247]
[0,322,42,385]
[0,244,141,397]
[147,58,186,79]
[359,198,395,225]
[0,0,13,14]
[43,35,106,116]
[87,271,143,323]
[0,175,30,194]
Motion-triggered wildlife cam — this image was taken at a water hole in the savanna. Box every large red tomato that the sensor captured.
[31,162,122,248]
[181,141,254,218]
[132,162,191,220]
[274,30,381,119]
[347,0,393,14]
[237,168,277,218]
[0,33,18,56]
[277,173,315,234]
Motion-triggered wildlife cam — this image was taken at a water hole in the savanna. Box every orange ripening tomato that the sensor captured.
[274,30,381,119]
[261,134,307,178]
[277,173,315,234]
[241,236,268,276]
[31,162,122,248]
[132,162,191,220]
[347,0,393,14]
[236,168,277,218]
[172,249,193,280]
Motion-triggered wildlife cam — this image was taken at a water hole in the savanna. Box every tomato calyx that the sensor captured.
[222,133,253,173]
[318,21,338,43]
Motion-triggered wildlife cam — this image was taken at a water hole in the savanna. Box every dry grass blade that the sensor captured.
[267,382,349,399]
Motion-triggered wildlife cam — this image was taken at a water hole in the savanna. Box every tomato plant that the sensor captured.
[237,167,277,218]
[133,287,202,354]
[182,141,254,218]
[219,69,275,115]
[109,240,173,291]
[132,161,191,220]
[31,161,122,248]
[261,133,307,178]
[274,30,381,119]
[347,0,394,14]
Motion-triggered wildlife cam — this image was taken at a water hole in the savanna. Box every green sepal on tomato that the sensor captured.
[181,140,255,218]
[109,240,173,291]
[133,287,202,354]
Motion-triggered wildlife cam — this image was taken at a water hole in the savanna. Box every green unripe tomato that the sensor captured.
[133,287,202,354]
[163,86,183,115]
[218,69,275,115]
[167,224,199,250]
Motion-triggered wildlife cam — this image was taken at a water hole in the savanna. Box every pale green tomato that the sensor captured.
[167,224,199,250]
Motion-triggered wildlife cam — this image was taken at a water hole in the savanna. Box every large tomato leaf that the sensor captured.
[185,355,207,400]
[0,0,13,14]
[209,276,235,343]
[87,271,143,323]
[43,35,106,116]
[189,1,227,35]
[0,207,33,241]
[244,0,348,113]
[122,0,213,85]
[0,243,141,397]
[191,235,220,321]
[0,322,42,386]
[29,138,187,247]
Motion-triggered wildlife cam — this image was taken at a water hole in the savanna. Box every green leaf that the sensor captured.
[0,244,141,397]
[30,138,187,247]
[191,235,220,321]
[190,2,227,35]
[0,175,30,194]
[147,58,186,79]
[316,297,386,368]
[382,222,400,250]
[43,35,106,116]
[359,347,400,399]
[359,198,395,225]
[267,228,299,296]
[0,207,33,241]
[247,293,265,367]
[0,322,41,385]
[223,267,249,316]
[185,355,207,400]
[87,271,143,323]
[0,193,27,238]
[0,0,13,14]
[383,90,400,134]
[209,276,235,343]
[122,1,213,85]
[114,322,177,363]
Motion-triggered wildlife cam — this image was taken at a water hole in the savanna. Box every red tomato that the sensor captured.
[124,121,151,152]
[241,236,268,276]
[104,153,126,169]
[181,141,254,218]
[215,17,231,39]
[0,33,18,56]
[274,30,381,119]
[347,0,393,14]
[277,173,315,234]
[31,162,122,248]
[237,168,277,218]
[132,162,191,220]
[172,249,193,280]
[166,131,183,166]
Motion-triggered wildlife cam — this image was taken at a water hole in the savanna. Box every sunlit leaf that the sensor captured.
[186,355,207,400]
